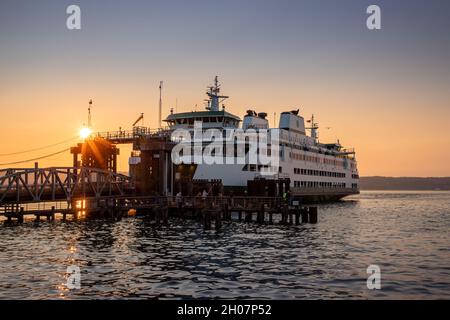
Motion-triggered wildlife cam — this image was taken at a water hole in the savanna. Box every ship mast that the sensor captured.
[158,81,163,128]
[88,99,93,129]
[206,76,228,111]
[306,114,319,142]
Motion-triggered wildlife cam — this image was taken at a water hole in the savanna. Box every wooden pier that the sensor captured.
[1,195,318,229]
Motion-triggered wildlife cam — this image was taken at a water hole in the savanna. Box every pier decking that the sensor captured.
[0,193,318,229]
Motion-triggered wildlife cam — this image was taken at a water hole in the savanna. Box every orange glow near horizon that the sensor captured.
[0,77,449,178]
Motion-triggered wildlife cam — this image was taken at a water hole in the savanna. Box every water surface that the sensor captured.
[0,191,449,299]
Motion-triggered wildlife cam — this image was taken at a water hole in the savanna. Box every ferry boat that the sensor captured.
[163,77,359,202]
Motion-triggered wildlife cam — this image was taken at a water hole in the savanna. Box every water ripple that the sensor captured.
[0,191,449,299]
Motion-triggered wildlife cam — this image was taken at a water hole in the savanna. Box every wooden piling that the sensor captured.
[18,208,24,223]
[155,207,161,225]
[215,209,222,231]
[203,209,211,230]
[195,208,202,222]
[257,204,265,224]
[301,207,309,223]
[308,206,318,224]
[162,207,168,225]
[223,203,229,221]
[245,211,252,223]
[281,205,288,224]
[295,210,300,225]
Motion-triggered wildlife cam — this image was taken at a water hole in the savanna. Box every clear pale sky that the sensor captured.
[1,0,449,176]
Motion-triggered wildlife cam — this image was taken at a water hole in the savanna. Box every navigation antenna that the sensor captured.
[306,114,319,142]
[206,76,229,111]
[159,81,163,128]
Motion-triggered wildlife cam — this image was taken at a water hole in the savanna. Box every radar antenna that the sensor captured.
[206,76,229,111]
[306,114,319,142]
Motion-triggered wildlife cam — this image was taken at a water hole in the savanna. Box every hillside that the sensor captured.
[360,177,450,190]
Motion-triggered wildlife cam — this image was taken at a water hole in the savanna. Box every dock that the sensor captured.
[1,129,319,228]
[0,194,319,229]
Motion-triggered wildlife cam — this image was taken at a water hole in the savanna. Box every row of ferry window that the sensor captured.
[289,152,345,167]
[352,174,359,179]
[293,168,346,178]
[293,181,347,188]
[167,117,239,127]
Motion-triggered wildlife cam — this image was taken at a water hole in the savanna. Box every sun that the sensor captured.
[79,127,92,139]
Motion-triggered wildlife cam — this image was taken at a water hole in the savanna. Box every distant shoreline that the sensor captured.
[360,177,450,190]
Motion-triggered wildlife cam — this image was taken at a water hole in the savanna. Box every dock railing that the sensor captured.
[167,195,283,210]
[92,126,172,143]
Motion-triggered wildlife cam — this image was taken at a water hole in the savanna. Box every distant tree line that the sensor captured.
[360,177,450,190]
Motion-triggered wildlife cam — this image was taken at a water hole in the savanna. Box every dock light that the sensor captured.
[79,127,92,139]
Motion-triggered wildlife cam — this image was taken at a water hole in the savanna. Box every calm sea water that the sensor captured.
[0,191,449,299]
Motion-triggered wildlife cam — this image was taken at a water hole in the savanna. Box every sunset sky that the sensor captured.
[1,0,449,176]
